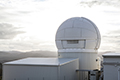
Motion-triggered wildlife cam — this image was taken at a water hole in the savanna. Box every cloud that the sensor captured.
[80,0,120,8]
[34,0,47,1]
[99,29,120,52]
[0,23,25,39]
[0,39,56,52]
[0,0,120,52]
[0,0,47,23]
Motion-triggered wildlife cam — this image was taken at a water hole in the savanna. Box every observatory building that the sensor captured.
[3,17,101,80]
[56,17,101,70]
[3,17,120,80]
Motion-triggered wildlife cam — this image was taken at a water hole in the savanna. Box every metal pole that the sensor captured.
[118,68,120,80]
[64,76,65,80]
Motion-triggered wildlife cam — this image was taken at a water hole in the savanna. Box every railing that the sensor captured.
[76,69,100,80]
[3,78,53,80]
[76,69,91,80]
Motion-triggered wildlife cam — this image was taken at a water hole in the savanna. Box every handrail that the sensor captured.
[118,67,120,80]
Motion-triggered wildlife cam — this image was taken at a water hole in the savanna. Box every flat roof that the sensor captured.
[4,58,78,66]
[102,53,120,57]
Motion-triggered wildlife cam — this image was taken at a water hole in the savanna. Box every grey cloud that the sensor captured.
[0,5,33,22]
[105,30,120,37]
[103,33,120,40]
[102,30,120,46]
[0,40,56,52]
[34,0,47,1]
[80,0,120,7]
[0,23,25,39]
[17,11,32,14]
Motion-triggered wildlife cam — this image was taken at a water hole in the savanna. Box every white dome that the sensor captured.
[55,17,101,51]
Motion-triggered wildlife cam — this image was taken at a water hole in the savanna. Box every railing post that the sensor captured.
[118,68,120,80]
[64,76,65,80]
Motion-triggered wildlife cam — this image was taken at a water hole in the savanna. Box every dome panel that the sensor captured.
[56,30,65,39]
[58,19,74,31]
[64,28,81,38]
[56,41,63,49]
[73,18,83,28]
[82,22,96,32]
[85,40,97,49]
[81,29,97,39]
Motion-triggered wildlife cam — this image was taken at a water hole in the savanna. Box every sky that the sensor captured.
[0,0,120,52]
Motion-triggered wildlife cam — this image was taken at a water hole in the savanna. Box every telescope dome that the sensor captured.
[55,17,101,51]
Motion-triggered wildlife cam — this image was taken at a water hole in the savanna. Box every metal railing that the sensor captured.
[76,69,91,80]
[76,69,100,80]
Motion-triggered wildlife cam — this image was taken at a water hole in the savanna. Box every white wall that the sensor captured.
[3,65,58,80]
[60,59,79,80]
[3,59,79,80]
[103,56,120,80]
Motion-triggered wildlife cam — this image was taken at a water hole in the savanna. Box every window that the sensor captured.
[67,40,79,44]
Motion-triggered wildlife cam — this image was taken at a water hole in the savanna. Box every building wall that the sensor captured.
[3,65,58,80]
[3,59,79,80]
[104,65,118,80]
[104,57,120,62]
[60,59,79,80]
[103,56,120,80]
[59,52,98,70]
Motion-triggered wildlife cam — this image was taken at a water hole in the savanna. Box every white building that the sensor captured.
[3,17,101,80]
[3,58,79,80]
[56,17,101,70]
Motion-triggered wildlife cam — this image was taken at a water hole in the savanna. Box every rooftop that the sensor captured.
[102,53,120,57]
[4,58,78,66]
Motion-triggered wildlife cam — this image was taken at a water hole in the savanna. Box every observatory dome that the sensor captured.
[55,17,101,52]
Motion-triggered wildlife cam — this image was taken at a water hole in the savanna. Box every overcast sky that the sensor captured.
[0,0,120,52]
